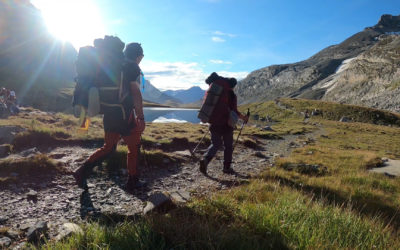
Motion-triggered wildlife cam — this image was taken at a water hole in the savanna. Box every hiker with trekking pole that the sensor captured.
[197,72,249,175]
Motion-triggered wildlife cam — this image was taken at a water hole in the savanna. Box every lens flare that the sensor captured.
[32,0,106,48]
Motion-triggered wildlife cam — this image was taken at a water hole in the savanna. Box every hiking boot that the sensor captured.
[73,164,89,189]
[223,164,235,174]
[199,158,209,174]
[124,175,147,191]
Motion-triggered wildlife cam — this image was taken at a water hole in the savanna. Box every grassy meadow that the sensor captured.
[1,98,400,249]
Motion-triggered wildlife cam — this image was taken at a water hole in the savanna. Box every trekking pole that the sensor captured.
[233,108,250,152]
[189,127,210,160]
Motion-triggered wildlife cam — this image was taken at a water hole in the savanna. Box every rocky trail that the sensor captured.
[0,123,324,248]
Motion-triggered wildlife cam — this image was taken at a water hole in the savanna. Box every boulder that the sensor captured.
[5,229,21,240]
[55,223,83,241]
[143,192,176,215]
[20,147,40,157]
[26,189,38,202]
[0,237,11,248]
[26,221,48,243]
[0,144,11,158]
[0,126,25,144]
[339,116,351,122]
[170,190,191,203]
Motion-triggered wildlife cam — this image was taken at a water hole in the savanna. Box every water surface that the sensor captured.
[143,107,200,123]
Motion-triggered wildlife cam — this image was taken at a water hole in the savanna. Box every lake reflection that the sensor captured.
[143,107,200,123]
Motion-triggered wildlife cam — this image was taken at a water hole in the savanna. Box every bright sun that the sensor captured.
[32,0,106,49]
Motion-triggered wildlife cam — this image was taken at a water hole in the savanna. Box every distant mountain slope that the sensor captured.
[142,80,182,105]
[0,0,77,111]
[311,35,400,112]
[236,14,400,112]
[163,86,205,104]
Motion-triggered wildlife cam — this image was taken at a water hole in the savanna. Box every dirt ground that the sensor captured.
[0,124,323,243]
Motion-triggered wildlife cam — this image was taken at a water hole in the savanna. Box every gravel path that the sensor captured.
[0,125,323,246]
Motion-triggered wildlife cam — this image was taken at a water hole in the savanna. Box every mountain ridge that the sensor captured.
[236,14,400,112]
[163,86,205,104]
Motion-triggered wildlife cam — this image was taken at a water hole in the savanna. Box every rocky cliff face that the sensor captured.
[313,35,400,112]
[237,14,400,112]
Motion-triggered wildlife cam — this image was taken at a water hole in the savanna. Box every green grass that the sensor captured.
[276,98,400,126]
[0,154,66,186]
[41,181,400,249]
[4,99,400,249]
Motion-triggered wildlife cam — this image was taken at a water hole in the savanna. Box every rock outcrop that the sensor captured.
[237,14,400,112]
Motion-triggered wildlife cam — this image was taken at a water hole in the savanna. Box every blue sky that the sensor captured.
[32,0,400,90]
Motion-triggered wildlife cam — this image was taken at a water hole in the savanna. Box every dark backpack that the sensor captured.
[72,35,125,117]
[198,73,236,126]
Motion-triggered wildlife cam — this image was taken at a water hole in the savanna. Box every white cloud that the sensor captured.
[218,71,249,80]
[140,60,248,91]
[214,31,236,38]
[211,36,225,43]
[209,59,232,64]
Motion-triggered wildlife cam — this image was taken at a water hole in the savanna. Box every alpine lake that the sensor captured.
[143,107,200,123]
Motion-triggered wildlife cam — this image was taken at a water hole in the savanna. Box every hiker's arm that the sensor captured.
[130,81,145,132]
[232,95,249,122]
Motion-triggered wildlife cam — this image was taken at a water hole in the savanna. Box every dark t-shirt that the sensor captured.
[103,62,141,136]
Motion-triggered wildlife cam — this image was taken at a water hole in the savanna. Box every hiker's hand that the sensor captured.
[136,118,145,132]
[240,114,249,123]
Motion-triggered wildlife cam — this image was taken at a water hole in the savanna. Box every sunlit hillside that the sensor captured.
[0,0,77,111]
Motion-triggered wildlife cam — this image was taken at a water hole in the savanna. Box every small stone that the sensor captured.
[143,192,175,215]
[55,223,83,242]
[18,223,33,231]
[254,151,268,158]
[12,241,27,250]
[339,116,351,122]
[0,216,8,225]
[174,150,192,157]
[261,125,273,131]
[0,237,11,248]
[6,229,21,240]
[106,188,114,196]
[170,191,190,203]
[26,221,48,243]
[26,190,38,201]
[20,147,40,157]
[384,172,396,178]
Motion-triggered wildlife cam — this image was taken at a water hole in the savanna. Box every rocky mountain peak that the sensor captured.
[372,14,400,32]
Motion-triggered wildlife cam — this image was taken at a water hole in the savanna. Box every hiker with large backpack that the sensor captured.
[197,72,249,174]
[73,38,146,191]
